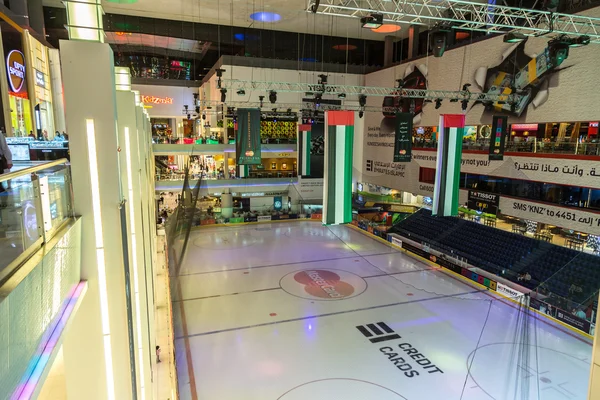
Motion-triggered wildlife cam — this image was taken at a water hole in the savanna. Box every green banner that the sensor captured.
[236,108,262,165]
[393,112,413,162]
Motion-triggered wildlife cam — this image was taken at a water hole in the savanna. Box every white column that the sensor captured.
[223,152,230,179]
[59,39,133,400]
[48,49,66,133]
[588,293,600,399]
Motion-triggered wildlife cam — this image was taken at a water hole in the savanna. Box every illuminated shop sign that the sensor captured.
[511,124,538,130]
[7,50,25,92]
[35,70,45,88]
[141,95,174,104]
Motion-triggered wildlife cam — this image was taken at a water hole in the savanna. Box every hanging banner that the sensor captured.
[237,164,249,178]
[393,112,413,162]
[274,196,283,211]
[432,114,465,217]
[298,124,312,176]
[323,111,354,225]
[236,108,261,165]
[489,115,508,161]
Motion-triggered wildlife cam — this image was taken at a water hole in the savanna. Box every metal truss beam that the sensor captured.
[197,99,384,112]
[220,79,516,103]
[307,0,600,43]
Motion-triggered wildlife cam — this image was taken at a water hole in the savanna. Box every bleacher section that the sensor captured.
[391,209,600,306]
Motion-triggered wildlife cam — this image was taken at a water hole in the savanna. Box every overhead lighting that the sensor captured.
[237,89,245,95]
[259,95,264,108]
[547,36,571,67]
[359,94,367,107]
[359,110,364,118]
[435,99,442,109]
[360,13,383,29]
[569,35,590,47]
[371,24,401,33]
[461,99,469,112]
[318,74,328,85]
[503,32,527,43]
[220,88,227,103]
[338,93,346,99]
[269,90,277,104]
[430,26,451,57]
[250,12,281,22]
[310,0,320,13]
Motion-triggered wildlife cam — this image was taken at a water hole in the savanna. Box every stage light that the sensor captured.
[237,89,245,95]
[220,88,227,103]
[250,12,281,22]
[359,94,367,107]
[360,13,383,29]
[462,83,471,91]
[548,36,571,67]
[570,35,590,47]
[396,79,404,88]
[259,95,265,108]
[503,32,527,43]
[338,93,346,99]
[430,27,450,57]
[359,110,364,118]
[315,93,322,107]
[269,90,277,104]
[461,99,468,112]
[318,74,328,85]
[310,0,320,13]
[435,99,442,109]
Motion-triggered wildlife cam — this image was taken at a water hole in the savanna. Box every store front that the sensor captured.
[25,31,54,139]
[2,24,33,137]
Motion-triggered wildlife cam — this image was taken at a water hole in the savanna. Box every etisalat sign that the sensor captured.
[356,322,444,378]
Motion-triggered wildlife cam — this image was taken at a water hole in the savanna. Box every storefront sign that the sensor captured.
[489,115,508,161]
[7,50,25,93]
[35,69,45,88]
[468,190,499,215]
[511,124,538,130]
[393,112,413,162]
[141,95,174,104]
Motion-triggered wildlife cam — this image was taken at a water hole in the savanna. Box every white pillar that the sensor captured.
[60,39,133,400]
[223,152,230,179]
[588,293,600,399]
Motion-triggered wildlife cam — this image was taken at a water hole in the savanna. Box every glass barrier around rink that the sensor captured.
[0,159,73,283]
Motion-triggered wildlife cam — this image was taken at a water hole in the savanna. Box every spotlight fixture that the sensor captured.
[547,36,571,67]
[503,32,527,43]
[396,79,404,88]
[461,99,468,112]
[202,113,206,120]
[195,106,200,114]
[259,95,265,108]
[315,93,322,107]
[359,94,367,107]
[430,26,451,58]
[569,35,591,47]
[310,0,320,13]
[461,83,471,92]
[359,110,364,118]
[220,88,227,103]
[435,98,442,109]
[187,114,191,120]
[360,13,383,29]
[318,74,328,85]
[237,89,246,95]
[269,90,277,104]
[338,93,346,99]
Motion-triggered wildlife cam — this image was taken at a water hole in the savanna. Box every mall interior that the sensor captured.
[0,0,600,399]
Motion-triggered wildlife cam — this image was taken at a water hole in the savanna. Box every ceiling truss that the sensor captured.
[306,0,600,43]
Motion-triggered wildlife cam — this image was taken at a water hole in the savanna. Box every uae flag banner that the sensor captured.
[393,112,413,162]
[432,114,465,217]
[297,124,312,176]
[323,111,354,225]
[236,108,261,165]
[489,115,508,161]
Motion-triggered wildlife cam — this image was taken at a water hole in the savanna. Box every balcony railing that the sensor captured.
[414,139,600,156]
[0,159,74,283]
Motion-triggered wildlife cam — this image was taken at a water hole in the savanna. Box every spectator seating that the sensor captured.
[391,209,600,305]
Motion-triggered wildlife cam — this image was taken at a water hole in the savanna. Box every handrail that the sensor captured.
[0,158,69,183]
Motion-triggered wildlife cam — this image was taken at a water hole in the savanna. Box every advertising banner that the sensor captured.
[323,111,354,225]
[393,112,413,162]
[274,196,283,211]
[468,190,500,215]
[555,309,591,333]
[257,215,272,222]
[298,124,311,176]
[236,108,261,165]
[432,114,465,217]
[499,197,600,235]
[489,116,508,161]
[495,282,524,298]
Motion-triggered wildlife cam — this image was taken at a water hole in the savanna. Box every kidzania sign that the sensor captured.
[6,50,25,93]
[141,95,173,104]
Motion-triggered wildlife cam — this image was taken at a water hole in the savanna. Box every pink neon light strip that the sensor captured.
[10,281,86,400]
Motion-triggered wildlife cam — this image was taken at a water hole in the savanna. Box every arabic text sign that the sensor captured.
[499,197,600,235]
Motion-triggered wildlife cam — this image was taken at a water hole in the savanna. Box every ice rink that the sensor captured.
[171,221,593,400]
